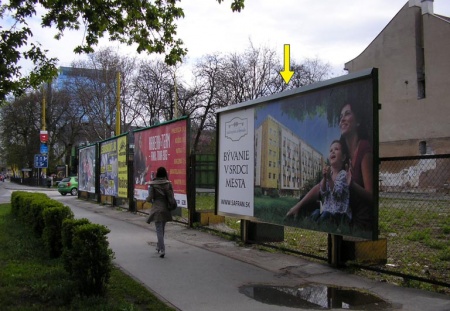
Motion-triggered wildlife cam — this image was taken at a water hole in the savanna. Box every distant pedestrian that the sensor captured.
[146,167,174,258]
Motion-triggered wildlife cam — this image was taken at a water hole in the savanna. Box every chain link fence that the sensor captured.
[198,154,450,294]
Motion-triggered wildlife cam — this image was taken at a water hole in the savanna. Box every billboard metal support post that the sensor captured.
[188,154,196,227]
[328,234,343,267]
[241,220,249,243]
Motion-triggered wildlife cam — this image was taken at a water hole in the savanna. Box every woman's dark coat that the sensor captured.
[146,178,173,223]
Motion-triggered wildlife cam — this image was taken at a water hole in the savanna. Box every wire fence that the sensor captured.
[198,154,450,294]
[19,153,448,293]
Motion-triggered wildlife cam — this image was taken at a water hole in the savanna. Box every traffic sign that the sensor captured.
[34,154,48,168]
[40,130,48,143]
[40,143,48,154]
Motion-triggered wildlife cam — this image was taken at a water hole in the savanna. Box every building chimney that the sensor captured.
[421,0,434,15]
[409,0,421,7]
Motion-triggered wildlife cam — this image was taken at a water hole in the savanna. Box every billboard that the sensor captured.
[133,118,188,208]
[217,69,379,240]
[78,144,96,193]
[118,135,128,198]
[99,134,128,198]
[56,165,67,179]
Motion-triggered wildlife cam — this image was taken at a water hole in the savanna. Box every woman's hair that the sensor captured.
[340,101,369,140]
[156,167,168,179]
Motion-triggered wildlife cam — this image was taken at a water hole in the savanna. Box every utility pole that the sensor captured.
[174,72,178,119]
[41,86,47,178]
[115,71,121,135]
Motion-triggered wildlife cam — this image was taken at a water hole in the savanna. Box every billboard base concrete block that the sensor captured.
[247,221,284,242]
[100,195,113,205]
[136,200,149,210]
[194,210,225,225]
[341,237,387,265]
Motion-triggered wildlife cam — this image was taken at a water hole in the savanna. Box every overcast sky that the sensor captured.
[6,0,450,78]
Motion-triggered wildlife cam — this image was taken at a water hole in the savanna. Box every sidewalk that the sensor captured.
[3,182,450,310]
[61,199,449,311]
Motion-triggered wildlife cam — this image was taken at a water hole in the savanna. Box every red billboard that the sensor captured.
[134,118,188,208]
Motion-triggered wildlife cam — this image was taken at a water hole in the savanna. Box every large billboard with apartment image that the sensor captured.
[217,68,379,240]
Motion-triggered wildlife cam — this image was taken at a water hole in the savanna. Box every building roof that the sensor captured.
[345,2,450,68]
[435,14,450,23]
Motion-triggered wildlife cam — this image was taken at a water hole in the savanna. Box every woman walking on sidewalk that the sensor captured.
[146,167,174,258]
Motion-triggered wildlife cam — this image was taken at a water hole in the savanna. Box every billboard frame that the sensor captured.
[215,68,379,240]
[78,143,98,194]
[133,116,190,209]
[98,132,129,198]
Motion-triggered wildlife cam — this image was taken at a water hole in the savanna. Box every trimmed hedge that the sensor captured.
[71,223,113,296]
[11,191,114,297]
[43,205,74,258]
[62,218,91,274]
[11,191,47,222]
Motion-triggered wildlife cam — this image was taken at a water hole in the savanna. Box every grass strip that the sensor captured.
[0,203,175,311]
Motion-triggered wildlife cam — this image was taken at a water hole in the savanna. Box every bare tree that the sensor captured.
[45,85,86,169]
[132,59,174,127]
[219,42,280,105]
[188,53,226,153]
[61,47,138,141]
[290,58,332,88]
[115,55,139,134]
[0,92,41,175]
[187,45,332,153]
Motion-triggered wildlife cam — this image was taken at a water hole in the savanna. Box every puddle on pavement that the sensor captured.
[239,284,393,310]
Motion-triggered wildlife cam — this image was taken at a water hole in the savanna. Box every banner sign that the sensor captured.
[78,145,96,193]
[218,109,255,216]
[117,135,128,198]
[56,165,67,179]
[216,69,379,240]
[133,119,188,207]
[100,139,119,196]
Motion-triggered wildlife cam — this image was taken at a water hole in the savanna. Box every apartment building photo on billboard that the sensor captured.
[255,115,324,198]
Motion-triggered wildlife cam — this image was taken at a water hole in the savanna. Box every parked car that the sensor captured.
[57,176,78,196]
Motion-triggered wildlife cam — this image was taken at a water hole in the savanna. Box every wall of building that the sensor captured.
[344,3,450,156]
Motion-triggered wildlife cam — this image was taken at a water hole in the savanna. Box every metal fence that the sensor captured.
[195,154,216,189]
[16,153,449,293]
[200,154,450,294]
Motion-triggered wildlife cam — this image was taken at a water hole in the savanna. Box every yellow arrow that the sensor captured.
[280,44,294,84]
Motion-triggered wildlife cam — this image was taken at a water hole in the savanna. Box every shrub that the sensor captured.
[11,191,27,217]
[11,191,48,224]
[42,205,74,258]
[28,197,52,237]
[71,223,114,296]
[12,191,33,220]
[61,218,91,274]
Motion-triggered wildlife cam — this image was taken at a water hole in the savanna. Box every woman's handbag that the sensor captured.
[154,187,177,211]
[166,190,178,211]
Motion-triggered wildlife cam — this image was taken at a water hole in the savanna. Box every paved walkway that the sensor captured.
[2,181,450,310]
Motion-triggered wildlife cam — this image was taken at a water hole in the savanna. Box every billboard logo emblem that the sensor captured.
[225,117,248,141]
